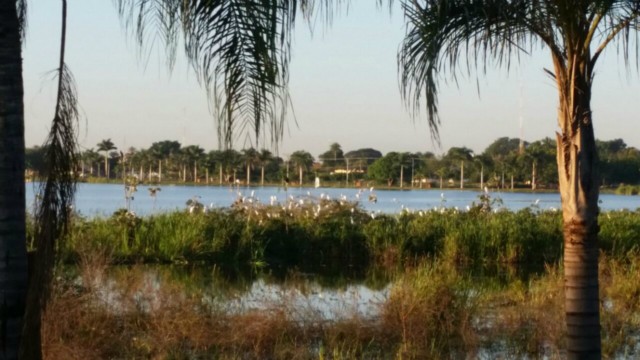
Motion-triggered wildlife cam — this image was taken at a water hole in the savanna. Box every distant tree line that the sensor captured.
[24,137,640,188]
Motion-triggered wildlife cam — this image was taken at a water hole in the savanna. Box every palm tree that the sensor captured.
[81,148,102,177]
[0,2,28,358]
[289,151,314,186]
[399,2,640,356]
[473,154,492,190]
[241,147,260,186]
[96,138,117,179]
[207,150,223,184]
[182,145,205,182]
[149,140,181,182]
[257,149,274,186]
[445,147,473,189]
[219,149,242,183]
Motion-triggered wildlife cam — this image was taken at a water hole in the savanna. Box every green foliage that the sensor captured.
[60,205,640,267]
[599,210,640,256]
[381,260,477,357]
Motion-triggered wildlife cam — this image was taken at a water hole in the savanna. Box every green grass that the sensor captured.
[49,202,640,268]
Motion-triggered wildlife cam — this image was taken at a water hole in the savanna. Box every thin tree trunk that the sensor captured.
[206,168,209,184]
[460,161,464,189]
[400,166,404,189]
[0,3,28,358]
[480,165,484,190]
[298,167,303,186]
[219,166,223,185]
[246,163,251,186]
[261,166,265,186]
[532,162,537,190]
[104,154,108,179]
[194,161,197,183]
[158,159,162,182]
[556,89,601,359]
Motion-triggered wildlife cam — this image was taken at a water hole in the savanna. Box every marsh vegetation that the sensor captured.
[32,198,640,358]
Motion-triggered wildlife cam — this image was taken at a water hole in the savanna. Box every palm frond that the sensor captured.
[399,0,547,141]
[399,0,640,140]
[21,0,78,357]
[30,63,79,304]
[113,0,403,149]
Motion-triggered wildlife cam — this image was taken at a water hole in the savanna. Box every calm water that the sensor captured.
[25,182,639,217]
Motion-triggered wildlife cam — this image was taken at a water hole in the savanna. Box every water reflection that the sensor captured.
[80,262,545,322]
[59,260,639,359]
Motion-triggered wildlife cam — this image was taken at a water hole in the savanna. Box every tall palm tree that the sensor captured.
[219,149,242,183]
[182,145,205,182]
[473,153,492,190]
[399,2,640,356]
[257,149,274,186]
[96,138,117,178]
[148,141,178,182]
[445,147,473,189]
[289,150,314,186]
[0,2,28,358]
[81,148,102,177]
[242,147,260,186]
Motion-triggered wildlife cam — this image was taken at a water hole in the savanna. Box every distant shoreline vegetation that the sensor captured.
[25,137,640,190]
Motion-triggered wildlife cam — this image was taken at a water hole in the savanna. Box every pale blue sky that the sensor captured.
[23,0,640,158]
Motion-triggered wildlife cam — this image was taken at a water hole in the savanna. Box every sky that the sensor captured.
[23,0,640,159]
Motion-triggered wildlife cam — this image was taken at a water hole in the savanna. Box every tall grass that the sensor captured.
[54,202,640,268]
[43,250,640,358]
[380,260,479,358]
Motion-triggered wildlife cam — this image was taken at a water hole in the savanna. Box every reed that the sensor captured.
[58,203,640,269]
[42,252,640,359]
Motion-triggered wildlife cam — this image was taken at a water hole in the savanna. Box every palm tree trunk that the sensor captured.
[480,165,484,190]
[0,3,28,358]
[219,166,223,185]
[298,167,303,186]
[531,162,537,190]
[104,154,108,179]
[556,94,601,359]
[400,166,404,189]
[246,163,251,186]
[460,161,464,189]
[158,159,162,182]
[193,161,197,183]
[261,166,265,186]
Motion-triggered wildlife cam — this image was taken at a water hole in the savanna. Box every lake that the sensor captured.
[25,182,639,217]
